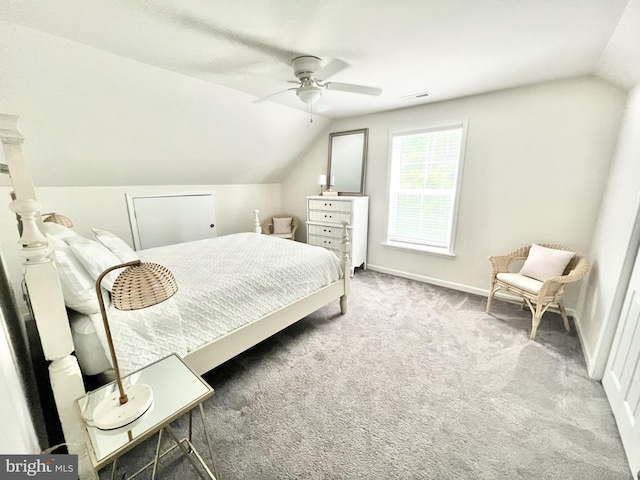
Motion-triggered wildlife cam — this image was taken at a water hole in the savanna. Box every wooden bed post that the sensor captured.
[340,220,351,314]
[0,114,86,451]
[253,209,262,234]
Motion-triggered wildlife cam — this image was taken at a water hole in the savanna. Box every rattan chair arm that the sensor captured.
[554,258,591,284]
[488,248,529,274]
[537,257,591,297]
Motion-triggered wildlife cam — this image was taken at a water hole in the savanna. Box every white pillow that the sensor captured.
[67,236,124,291]
[92,228,139,263]
[519,243,575,282]
[48,236,101,314]
[273,217,292,234]
[43,222,82,242]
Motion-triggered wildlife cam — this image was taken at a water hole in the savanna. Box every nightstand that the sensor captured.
[77,354,217,479]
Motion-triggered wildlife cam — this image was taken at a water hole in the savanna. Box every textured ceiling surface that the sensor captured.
[2,0,638,119]
[1,0,638,187]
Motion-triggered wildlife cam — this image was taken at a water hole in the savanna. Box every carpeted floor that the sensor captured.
[105,270,631,479]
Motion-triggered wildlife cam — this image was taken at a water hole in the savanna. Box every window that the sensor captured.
[386,122,466,255]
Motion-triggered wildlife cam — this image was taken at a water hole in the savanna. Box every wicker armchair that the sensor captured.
[261,215,299,241]
[486,244,591,340]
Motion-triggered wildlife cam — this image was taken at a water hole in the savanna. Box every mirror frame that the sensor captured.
[327,128,369,196]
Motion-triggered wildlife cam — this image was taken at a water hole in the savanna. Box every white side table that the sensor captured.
[77,354,217,479]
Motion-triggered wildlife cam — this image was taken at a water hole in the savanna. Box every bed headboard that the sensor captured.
[0,114,86,451]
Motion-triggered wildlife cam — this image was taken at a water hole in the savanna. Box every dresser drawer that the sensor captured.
[308,234,342,250]
[308,210,351,224]
[307,224,344,238]
[308,199,352,213]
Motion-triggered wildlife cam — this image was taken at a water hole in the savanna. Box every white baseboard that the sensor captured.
[367,264,488,297]
[367,264,578,315]
[366,264,589,357]
[571,311,599,379]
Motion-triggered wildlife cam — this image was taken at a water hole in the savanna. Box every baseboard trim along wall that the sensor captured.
[367,264,488,297]
[571,312,598,379]
[366,264,594,375]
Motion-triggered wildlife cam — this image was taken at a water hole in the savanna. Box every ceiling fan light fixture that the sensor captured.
[296,85,323,104]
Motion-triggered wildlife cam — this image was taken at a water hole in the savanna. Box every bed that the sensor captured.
[0,113,352,452]
[63,229,345,376]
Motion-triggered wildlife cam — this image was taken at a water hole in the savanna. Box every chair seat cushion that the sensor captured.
[496,272,543,294]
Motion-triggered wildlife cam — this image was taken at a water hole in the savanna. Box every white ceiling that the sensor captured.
[2,0,639,120]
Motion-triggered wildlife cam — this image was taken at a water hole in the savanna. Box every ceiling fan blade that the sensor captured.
[171,10,300,65]
[253,87,298,104]
[325,82,382,96]
[315,59,348,81]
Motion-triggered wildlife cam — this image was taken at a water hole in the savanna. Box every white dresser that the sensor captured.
[306,196,369,274]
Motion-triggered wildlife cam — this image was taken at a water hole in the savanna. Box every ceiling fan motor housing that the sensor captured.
[292,55,322,80]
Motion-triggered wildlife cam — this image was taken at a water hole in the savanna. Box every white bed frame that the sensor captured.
[0,114,352,452]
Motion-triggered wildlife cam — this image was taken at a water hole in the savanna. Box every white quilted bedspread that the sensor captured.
[90,233,342,373]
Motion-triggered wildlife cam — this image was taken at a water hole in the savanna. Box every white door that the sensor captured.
[603,247,640,478]
[126,193,218,250]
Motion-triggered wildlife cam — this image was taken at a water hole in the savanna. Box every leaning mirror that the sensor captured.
[327,128,368,196]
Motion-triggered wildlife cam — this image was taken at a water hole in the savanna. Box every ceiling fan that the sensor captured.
[162,10,381,108]
[255,55,382,105]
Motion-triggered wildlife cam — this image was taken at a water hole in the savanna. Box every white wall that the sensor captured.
[283,77,626,309]
[576,83,640,377]
[0,183,282,314]
[0,20,330,188]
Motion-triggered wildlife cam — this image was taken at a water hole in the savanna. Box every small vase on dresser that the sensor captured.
[306,195,369,275]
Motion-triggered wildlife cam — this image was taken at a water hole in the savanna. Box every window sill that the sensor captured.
[382,241,456,258]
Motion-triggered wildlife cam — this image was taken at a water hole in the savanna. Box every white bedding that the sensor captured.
[89,233,343,374]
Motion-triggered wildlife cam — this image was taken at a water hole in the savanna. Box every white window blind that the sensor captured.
[387,124,464,251]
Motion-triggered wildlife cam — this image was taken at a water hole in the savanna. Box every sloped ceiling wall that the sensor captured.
[1,0,639,188]
[0,20,331,187]
[596,0,640,90]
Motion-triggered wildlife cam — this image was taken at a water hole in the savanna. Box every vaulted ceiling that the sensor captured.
[0,0,639,186]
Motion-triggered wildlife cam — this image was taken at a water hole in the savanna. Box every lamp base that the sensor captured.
[93,384,153,430]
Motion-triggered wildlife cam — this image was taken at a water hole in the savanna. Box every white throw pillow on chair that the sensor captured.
[519,243,575,282]
[272,217,292,234]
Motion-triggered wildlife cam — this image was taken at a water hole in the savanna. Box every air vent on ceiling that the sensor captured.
[400,91,431,101]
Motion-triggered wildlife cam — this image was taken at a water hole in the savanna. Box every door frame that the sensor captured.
[592,189,640,380]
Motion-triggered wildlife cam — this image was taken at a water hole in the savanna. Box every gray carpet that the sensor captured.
[106,270,631,479]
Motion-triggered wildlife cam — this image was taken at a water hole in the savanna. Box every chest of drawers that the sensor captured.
[306,196,369,274]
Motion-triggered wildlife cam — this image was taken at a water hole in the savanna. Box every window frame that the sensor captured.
[383,119,468,257]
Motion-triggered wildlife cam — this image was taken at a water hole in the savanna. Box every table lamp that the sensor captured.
[317,174,327,195]
[92,260,178,430]
[42,212,73,227]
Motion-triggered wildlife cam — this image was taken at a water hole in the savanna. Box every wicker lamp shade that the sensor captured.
[112,262,178,311]
[92,260,178,429]
[42,212,73,227]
